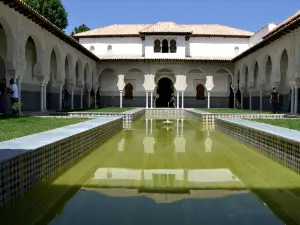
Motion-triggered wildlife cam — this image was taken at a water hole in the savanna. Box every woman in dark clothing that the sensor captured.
[270,87,279,114]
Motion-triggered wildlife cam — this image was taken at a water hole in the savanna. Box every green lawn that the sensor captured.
[82,107,133,113]
[251,119,300,131]
[197,108,268,114]
[0,117,89,142]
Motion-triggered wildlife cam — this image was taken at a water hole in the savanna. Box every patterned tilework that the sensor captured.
[145,108,185,119]
[185,109,285,123]
[215,118,300,173]
[67,108,144,128]
[0,118,123,207]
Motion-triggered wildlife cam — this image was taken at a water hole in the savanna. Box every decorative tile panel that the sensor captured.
[145,108,185,119]
[0,118,123,207]
[215,118,300,174]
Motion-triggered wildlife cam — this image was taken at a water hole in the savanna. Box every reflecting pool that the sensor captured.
[3,119,300,225]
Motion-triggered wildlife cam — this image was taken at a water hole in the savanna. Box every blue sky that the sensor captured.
[63,0,299,34]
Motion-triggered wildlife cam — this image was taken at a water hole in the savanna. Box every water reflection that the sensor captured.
[87,168,244,190]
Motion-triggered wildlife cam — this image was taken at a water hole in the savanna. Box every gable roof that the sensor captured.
[74,22,254,38]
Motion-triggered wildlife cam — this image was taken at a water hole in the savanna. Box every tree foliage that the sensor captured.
[71,24,91,36]
[23,0,68,30]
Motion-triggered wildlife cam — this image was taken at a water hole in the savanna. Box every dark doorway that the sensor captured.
[124,83,133,99]
[196,84,205,100]
[229,83,234,108]
[156,78,173,107]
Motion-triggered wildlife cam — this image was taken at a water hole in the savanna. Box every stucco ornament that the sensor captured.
[143,74,156,91]
[117,74,125,91]
[174,75,187,91]
[205,76,214,91]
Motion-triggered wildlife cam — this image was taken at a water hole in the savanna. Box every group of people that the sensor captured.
[0,79,19,115]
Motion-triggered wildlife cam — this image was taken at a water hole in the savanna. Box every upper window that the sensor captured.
[89,45,95,52]
[162,39,169,53]
[107,45,112,53]
[234,47,239,56]
[154,39,161,53]
[170,39,177,53]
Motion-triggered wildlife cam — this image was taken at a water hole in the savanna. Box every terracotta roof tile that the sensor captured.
[75,23,254,37]
[96,56,232,61]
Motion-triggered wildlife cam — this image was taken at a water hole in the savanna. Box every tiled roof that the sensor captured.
[75,22,254,37]
[139,22,192,34]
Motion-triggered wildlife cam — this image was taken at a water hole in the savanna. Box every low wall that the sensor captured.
[145,108,185,119]
[0,117,123,207]
[215,118,300,173]
[185,109,285,123]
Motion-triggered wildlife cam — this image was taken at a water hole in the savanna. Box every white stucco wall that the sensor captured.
[79,37,143,57]
[249,23,277,47]
[189,37,249,58]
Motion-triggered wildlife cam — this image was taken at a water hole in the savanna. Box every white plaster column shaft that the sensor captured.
[40,82,44,112]
[294,85,298,114]
[181,92,184,109]
[146,91,149,108]
[205,76,214,109]
[259,90,263,111]
[291,84,294,114]
[43,83,47,111]
[59,85,63,111]
[233,90,236,109]
[177,92,179,109]
[207,91,211,108]
[71,88,74,109]
[88,90,91,108]
[150,91,153,108]
[240,90,244,109]
[120,91,123,108]
[249,90,252,110]
[80,88,84,108]
[94,93,97,109]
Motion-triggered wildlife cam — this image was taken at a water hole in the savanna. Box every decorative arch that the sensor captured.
[162,39,169,53]
[23,34,43,74]
[154,39,161,53]
[84,63,91,89]
[265,55,272,90]
[254,61,259,89]
[124,83,133,99]
[213,68,233,80]
[98,68,117,92]
[24,36,38,80]
[188,68,206,74]
[155,68,176,84]
[47,46,62,82]
[75,58,83,83]
[0,17,15,67]
[196,84,205,100]
[279,49,288,93]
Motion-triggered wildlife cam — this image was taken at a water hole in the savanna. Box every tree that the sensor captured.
[71,24,91,36]
[23,0,68,30]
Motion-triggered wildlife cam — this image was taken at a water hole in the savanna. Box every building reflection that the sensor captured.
[174,119,186,153]
[205,130,212,153]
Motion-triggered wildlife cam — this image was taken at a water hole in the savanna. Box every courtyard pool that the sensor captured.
[2,118,300,225]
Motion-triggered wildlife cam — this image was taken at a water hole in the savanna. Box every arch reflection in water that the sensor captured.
[87,168,244,190]
[174,119,186,152]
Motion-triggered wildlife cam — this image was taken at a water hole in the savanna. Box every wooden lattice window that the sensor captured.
[196,84,205,100]
[154,39,161,53]
[170,39,177,53]
[124,83,133,99]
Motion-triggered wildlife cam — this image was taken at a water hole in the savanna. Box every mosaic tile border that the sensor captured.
[145,108,185,119]
[215,118,300,173]
[185,109,285,123]
[0,118,123,207]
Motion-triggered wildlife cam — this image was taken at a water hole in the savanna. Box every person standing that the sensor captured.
[8,79,19,115]
[270,87,279,114]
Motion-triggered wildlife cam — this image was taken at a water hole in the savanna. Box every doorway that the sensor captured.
[156,78,174,107]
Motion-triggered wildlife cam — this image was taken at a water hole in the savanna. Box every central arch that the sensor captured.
[155,68,175,107]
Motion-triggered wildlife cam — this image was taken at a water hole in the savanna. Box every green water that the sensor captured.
[2,119,300,225]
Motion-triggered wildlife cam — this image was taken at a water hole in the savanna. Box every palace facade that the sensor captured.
[0,1,300,113]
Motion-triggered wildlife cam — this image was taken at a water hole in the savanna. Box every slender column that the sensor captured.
[249,90,252,110]
[294,85,298,114]
[71,88,74,109]
[181,91,184,109]
[207,91,211,108]
[88,90,91,108]
[240,90,244,109]
[43,84,47,111]
[119,91,123,108]
[233,90,236,109]
[80,88,84,108]
[291,84,294,114]
[259,89,263,111]
[181,119,184,136]
[177,92,179,109]
[18,79,22,114]
[146,91,149,108]
[40,82,44,112]
[145,119,148,135]
[150,119,153,135]
[150,91,153,108]
[94,93,97,109]
[59,85,63,111]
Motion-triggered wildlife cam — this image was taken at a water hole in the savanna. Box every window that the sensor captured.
[162,39,169,53]
[154,39,161,53]
[107,45,112,53]
[124,83,133,99]
[170,39,177,53]
[234,47,239,56]
[89,45,95,52]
